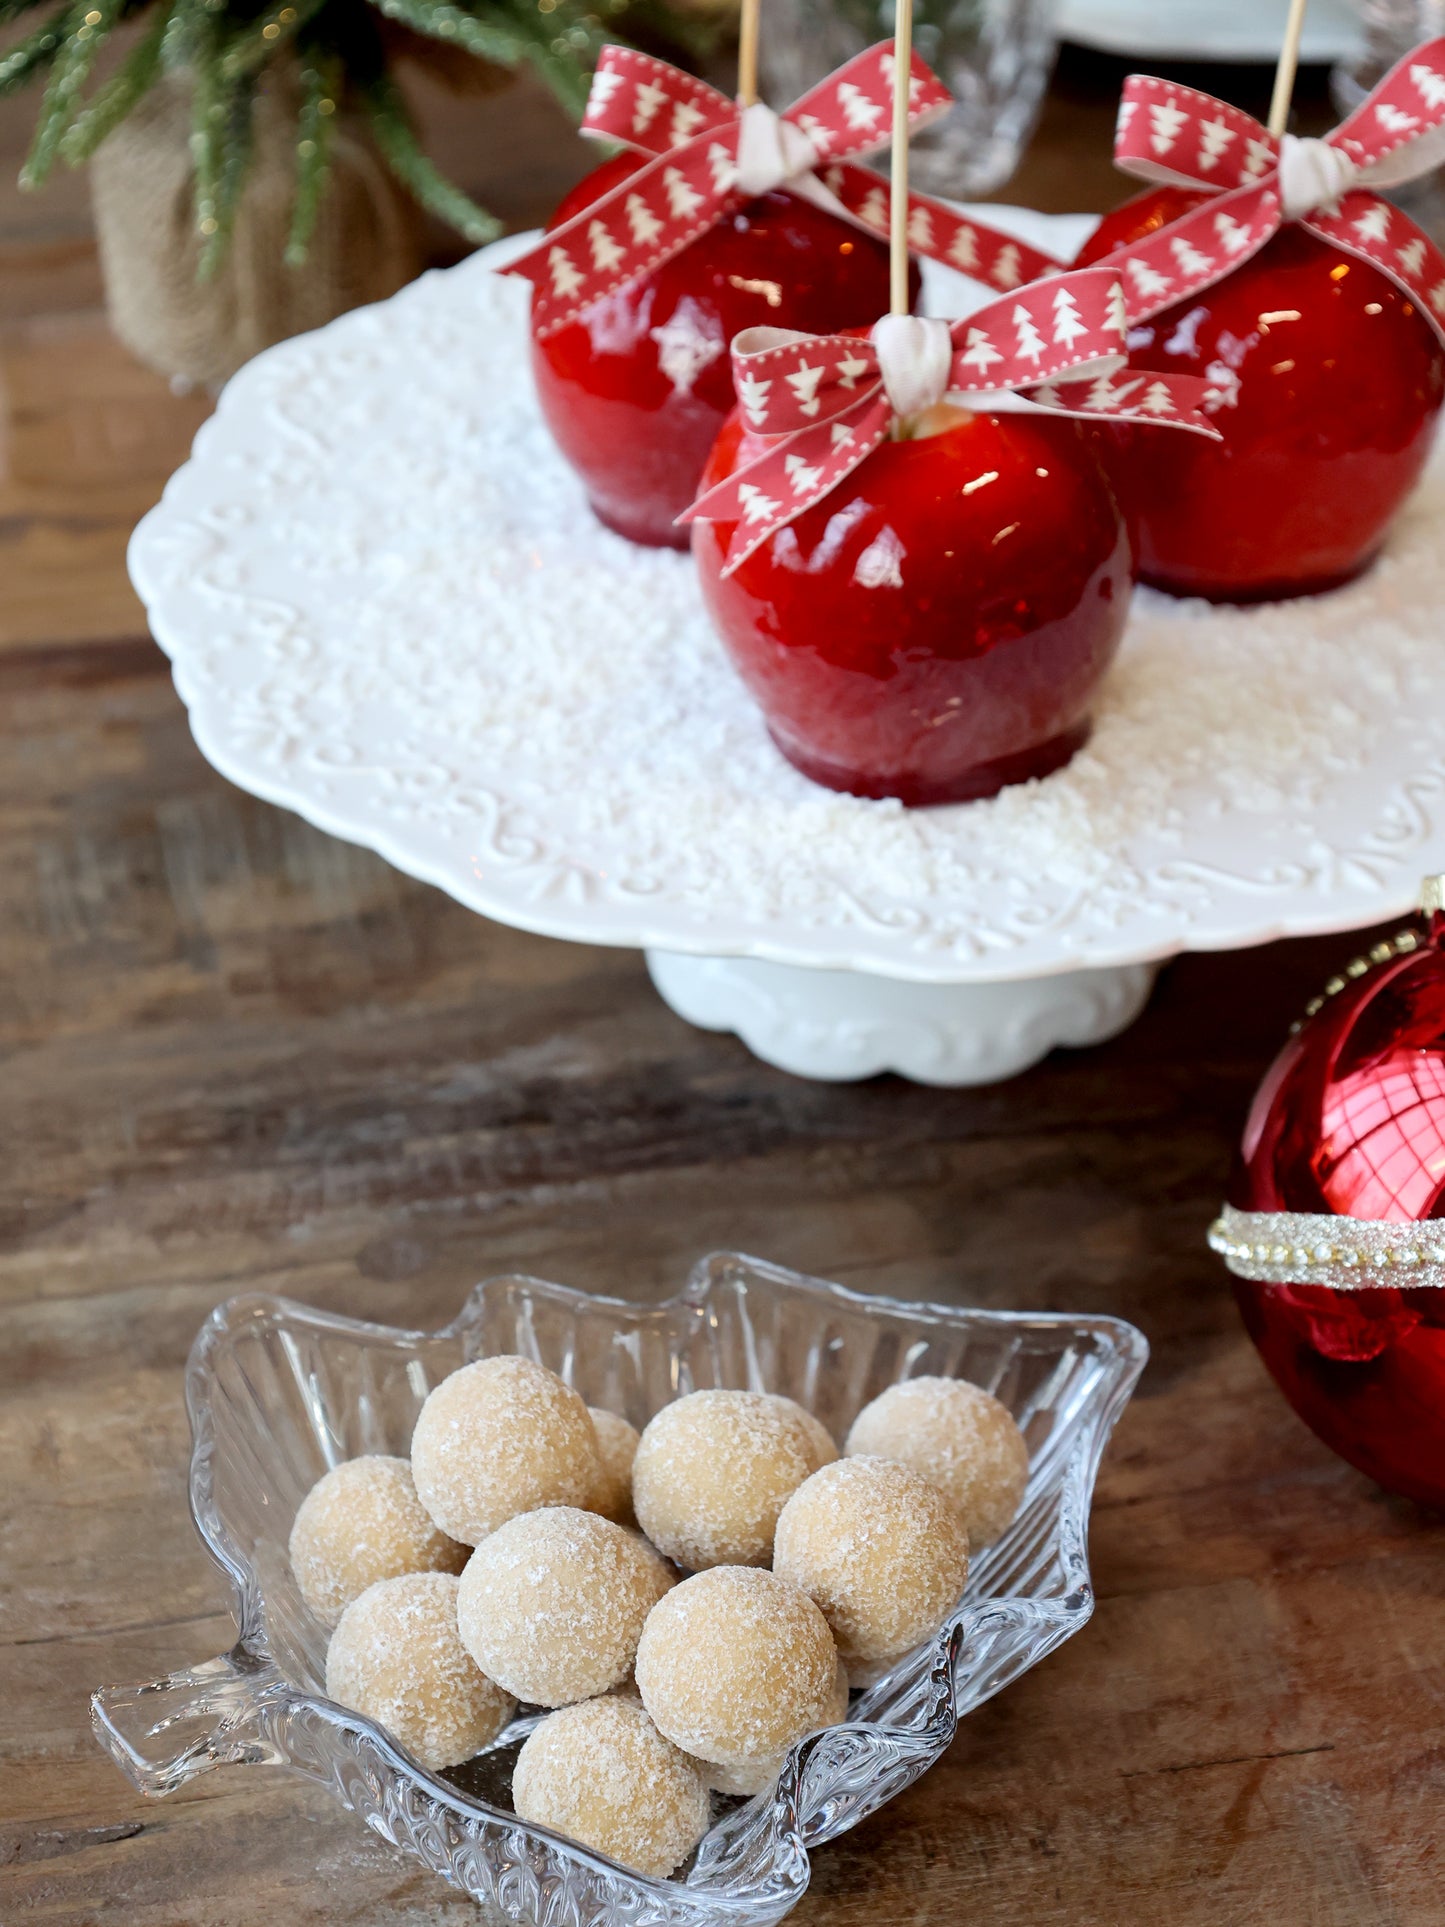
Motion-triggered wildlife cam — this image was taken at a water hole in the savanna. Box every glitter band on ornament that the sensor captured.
[1208,1204,1445,1289]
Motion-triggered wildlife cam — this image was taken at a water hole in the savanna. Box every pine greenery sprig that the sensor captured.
[59,0,171,162]
[0,4,71,98]
[21,0,126,186]
[363,68,500,244]
[0,0,722,271]
[284,48,340,262]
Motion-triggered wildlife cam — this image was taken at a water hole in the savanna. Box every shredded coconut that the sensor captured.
[773,1456,970,1664]
[634,1566,838,1766]
[456,1506,674,1705]
[845,1375,1028,1547]
[511,1696,710,1878]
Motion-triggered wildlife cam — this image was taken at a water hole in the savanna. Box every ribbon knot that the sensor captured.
[503,43,1072,339]
[1101,38,1445,341]
[682,267,1221,574]
[871,313,954,417]
[734,101,820,196]
[1277,134,1359,220]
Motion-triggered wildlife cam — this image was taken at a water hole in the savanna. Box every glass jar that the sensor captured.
[760,0,1061,198]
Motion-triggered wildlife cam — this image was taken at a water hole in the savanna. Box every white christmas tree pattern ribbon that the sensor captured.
[506,43,1069,337]
[1098,37,1445,339]
[681,266,1219,573]
[1210,1204,1445,1289]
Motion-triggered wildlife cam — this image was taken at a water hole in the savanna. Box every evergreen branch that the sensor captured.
[362,0,530,72]
[495,0,595,120]
[616,0,718,61]
[363,72,500,244]
[218,0,326,82]
[0,3,71,99]
[198,68,255,276]
[0,0,51,29]
[21,0,126,186]
[58,0,171,163]
[284,50,339,265]
[187,3,225,260]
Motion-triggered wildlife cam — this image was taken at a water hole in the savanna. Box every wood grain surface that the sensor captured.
[3,42,1440,1927]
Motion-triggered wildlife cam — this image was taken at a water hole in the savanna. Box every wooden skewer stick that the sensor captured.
[890,0,914,316]
[1268,0,1311,137]
[737,0,761,108]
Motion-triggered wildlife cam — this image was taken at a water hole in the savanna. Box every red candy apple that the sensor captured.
[691,402,1131,805]
[1225,899,1445,1507]
[531,152,911,550]
[1076,185,1445,601]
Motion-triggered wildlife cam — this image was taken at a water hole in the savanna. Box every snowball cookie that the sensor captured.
[587,1408,641,1525]
[704,1656,850,1797]
[635,1566,838,1769]
[288,1454,468,1627]
[765,1396,837,1473]
[325,1572,515,1771]
[773,1456,969,1669]
[410,1355,600,1545]
[631,1390,818,1569]
[844,1375,1029,1548]
[512,1696,710,1878]
[457,1506,674,1706]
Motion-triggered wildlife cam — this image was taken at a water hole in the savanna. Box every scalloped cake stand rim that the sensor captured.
[130,212,1437,990]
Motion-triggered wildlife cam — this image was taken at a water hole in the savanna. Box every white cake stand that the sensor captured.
[129,213,1445,1085]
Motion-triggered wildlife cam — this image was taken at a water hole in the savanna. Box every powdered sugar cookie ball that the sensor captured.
[631,1391,817,1570]
[773,1456,969,1668]
[457,1506,674,1706]
[587,1408,640,1525]
[410,1355,600,1545]
[512,1696,710,1878]
[844,1375,1028,1547]
[766,1396,837,1472]
[704,1656,850,1797]
[635,1566,838,1768]
[289,1455,468,1627]
[325,1572,514,1771]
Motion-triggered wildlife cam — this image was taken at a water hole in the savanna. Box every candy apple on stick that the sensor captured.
[1075,4,1445,601]
[683,0,1222,807]
[503,20,1067,548]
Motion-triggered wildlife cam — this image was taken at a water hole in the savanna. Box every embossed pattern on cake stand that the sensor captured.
[127,216,1445,1084]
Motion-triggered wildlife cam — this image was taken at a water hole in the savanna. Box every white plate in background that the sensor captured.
[1058,0,1363,64]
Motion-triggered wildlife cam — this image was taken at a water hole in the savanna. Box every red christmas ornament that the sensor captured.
[1211,879,1445,1507]
[505,45,1066,550]
[684,277,1217,804]
[1074,43,1445,602]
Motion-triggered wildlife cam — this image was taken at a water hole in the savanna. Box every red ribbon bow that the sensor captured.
[682,266,1220,573]
[1100,37,1445,338]
[506,43,1069,336]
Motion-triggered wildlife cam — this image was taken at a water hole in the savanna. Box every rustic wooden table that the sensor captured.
[3,42,1442,1927]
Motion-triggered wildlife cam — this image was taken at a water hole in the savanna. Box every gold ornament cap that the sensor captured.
[1421,874,1445,917]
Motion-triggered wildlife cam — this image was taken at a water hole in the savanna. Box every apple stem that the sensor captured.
[890,0,913,316]
[737,0,760,108]
[1268,0,1310,137]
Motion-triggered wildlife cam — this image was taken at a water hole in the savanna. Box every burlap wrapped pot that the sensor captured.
[90,67,426,387]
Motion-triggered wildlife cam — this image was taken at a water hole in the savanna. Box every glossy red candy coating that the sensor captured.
[531,152,904,549]
[1076,185,1445,601]
[1230,915,1445,1506]
[692,405,1131,805]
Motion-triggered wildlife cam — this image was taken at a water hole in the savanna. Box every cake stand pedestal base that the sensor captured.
[645,952,1159,1085]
